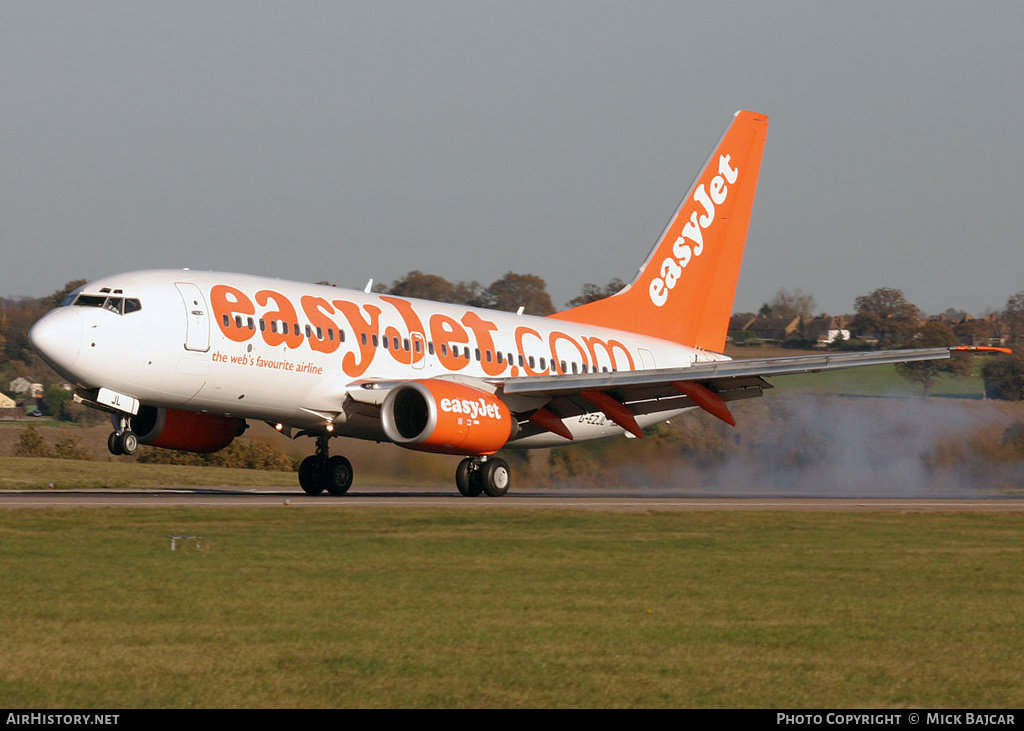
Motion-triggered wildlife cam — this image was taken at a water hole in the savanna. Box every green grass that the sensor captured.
[0,456,298,490]
[1,508,1022,708]
[772,363,985,399]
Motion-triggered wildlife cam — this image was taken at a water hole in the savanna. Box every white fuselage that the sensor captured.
[31,269,727,447]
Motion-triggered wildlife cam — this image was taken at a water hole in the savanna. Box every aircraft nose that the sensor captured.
[29,308,83,376]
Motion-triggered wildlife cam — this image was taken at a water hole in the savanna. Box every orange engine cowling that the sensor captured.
[380,380,516,455]
[133,406,245,454]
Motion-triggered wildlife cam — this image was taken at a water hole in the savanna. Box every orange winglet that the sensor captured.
[952,346,1013,354]
[672,381,736,427]
[528,407,574,441]
[581,390,644,439]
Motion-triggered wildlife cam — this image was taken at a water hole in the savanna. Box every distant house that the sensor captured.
[0,393,16,409]
[806,315,851,345]
[949,313,1005,348]
[9,378,43,398]
[747,316,800,342]
[729,313,758,333]
[727,313,853,347]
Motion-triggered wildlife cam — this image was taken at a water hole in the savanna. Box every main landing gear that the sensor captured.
[456,456,511,497]
[296,438,510,498]
[298,434,353,496]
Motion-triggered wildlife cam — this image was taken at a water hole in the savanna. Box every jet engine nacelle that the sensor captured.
[133,405,245,454]
[380,380,516,455]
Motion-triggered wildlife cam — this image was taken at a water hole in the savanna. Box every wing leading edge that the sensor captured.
[500,347,953,398]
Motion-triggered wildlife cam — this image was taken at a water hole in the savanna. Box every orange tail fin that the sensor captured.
[551,110,768,353]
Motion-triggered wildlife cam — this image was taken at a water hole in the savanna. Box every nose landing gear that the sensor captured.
[107,414,138,456]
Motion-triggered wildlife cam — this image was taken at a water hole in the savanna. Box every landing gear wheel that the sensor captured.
[107,432,123,456]
[116,431,138,456]
[480,457,511,497]
[298,456,324,495]
[323,455,353,496]
[456,458,483,497]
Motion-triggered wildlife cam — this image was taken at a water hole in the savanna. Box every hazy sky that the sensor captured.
[3,1,1023,317]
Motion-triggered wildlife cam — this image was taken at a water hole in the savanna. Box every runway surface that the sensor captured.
[2,488,1024,512]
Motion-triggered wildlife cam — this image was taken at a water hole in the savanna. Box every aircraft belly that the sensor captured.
[511,406,694,449]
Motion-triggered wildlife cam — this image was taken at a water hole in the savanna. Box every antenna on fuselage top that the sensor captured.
[364,279,373,293]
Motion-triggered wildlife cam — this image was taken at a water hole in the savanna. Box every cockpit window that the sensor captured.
[71,294,143,315]
[59,285,87,307]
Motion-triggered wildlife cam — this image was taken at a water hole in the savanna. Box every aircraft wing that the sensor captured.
[497,347,956,436]
[501,347,954,398]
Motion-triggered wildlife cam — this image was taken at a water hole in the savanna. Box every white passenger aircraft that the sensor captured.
[29,111,973,496]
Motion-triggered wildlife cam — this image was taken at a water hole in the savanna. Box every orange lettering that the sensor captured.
[514,326,545,376]
[462,311,504,376]
[550,330,588,374]
[210,285,255,343]
[380,296,426,366]
[257,290,304,349]
[334,299,381,377]
[582,336,635,372]
[301,296,340,354]
[429,313,469,371]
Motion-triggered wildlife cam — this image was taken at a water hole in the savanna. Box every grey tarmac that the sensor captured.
[2,488,1024,512]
